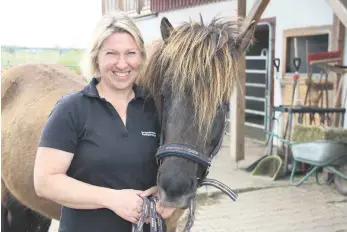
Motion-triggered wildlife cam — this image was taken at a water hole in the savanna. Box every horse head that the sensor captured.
[139,16,255,209]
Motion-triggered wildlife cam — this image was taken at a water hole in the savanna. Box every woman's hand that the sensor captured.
[140,186,159,197]
[104,189,144,224]
[140,186,159,224]
[140,186,176,220]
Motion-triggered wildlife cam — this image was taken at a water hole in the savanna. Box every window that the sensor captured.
[286,34,329,73]
[102,0,153,18]
[282,25,333,75]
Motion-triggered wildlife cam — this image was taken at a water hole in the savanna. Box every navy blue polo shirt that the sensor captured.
[39,78,160,232]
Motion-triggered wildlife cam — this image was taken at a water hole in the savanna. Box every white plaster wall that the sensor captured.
[134,0,346,129]
[246,0,334,106]
[136,0,334,62]
[246,0,334,73]
[245,0,336,139]
[136,0,334,105]
[134,0,237,44]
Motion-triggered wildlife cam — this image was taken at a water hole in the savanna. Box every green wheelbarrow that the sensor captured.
[290,140,347,196]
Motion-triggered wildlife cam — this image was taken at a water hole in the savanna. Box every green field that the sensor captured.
[1,46,84,73]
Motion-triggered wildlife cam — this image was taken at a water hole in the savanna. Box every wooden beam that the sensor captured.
[332,14,345,59]
[326,0,347,28]
[331,14,346,126]
[245,0,271,25]
[230,0,270,162]
[238,0,246,17]
[102,0,106,15]
[136,0,144,14]
[230,0,247,162]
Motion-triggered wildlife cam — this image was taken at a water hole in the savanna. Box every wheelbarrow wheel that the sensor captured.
[334,163,347,196]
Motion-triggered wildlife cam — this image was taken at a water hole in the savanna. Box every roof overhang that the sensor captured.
[326,0,347,28]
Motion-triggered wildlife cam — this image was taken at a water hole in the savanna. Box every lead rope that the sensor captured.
[132,178,237,232]
[132,196,166,232]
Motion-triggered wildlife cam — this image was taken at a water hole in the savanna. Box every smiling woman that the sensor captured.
[2,9,255,232]
[80,13,146,82]
[23,11,168,232]
[96,32,142,94]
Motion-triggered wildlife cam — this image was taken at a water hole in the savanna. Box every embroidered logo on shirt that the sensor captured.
[141,131,156,137]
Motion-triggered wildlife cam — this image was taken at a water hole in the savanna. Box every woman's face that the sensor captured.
[97,32,142,91]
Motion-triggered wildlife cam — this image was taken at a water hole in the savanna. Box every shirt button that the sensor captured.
[122,132,128,138]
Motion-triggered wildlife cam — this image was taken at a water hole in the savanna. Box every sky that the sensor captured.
[0,0,102,48]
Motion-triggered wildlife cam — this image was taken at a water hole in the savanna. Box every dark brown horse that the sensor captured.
[139,16,255,211]
[1,16,255,232]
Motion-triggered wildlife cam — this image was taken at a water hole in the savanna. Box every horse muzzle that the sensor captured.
[158,187,195,209]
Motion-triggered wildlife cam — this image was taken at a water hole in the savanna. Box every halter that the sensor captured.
[155,96,226,185]
[132,96,237,232]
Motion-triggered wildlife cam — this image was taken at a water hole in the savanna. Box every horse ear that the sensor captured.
[160,17,173,41]
[236,20,256,52]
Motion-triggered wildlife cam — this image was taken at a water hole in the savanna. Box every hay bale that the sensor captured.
[292,124,347,143]
[325,127,347,143]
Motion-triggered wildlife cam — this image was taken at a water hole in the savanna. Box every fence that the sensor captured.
[104,0,151,16]
[122,0,151,12]
[1,46,84,73]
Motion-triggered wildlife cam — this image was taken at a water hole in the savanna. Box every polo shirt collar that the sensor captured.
[82,77,145,99]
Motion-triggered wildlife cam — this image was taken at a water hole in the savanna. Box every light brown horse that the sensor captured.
[1,64,86,229]
[1,15,255,232]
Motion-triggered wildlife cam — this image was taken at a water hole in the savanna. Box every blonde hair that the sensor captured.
[80,11,146,81]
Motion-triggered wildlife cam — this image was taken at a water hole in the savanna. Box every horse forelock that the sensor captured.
[139,17,244,141]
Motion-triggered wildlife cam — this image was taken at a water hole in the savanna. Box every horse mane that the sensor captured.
[139,17,249,140]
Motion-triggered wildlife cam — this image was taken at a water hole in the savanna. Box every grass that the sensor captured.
[1,46,84,73]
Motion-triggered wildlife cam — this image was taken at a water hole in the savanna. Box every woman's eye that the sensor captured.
[128,51,136,56]
[106,52,116,55]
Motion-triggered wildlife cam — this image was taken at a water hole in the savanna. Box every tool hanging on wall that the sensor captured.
[303,50,345,126]
[273,58,282,105]
[267,58,282,147]
[304,50,341,108]
[272,58,283,144]
[283,58,301,141]
[292,58,302,107]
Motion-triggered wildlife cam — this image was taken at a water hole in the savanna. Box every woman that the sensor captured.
[33,12,174,232]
